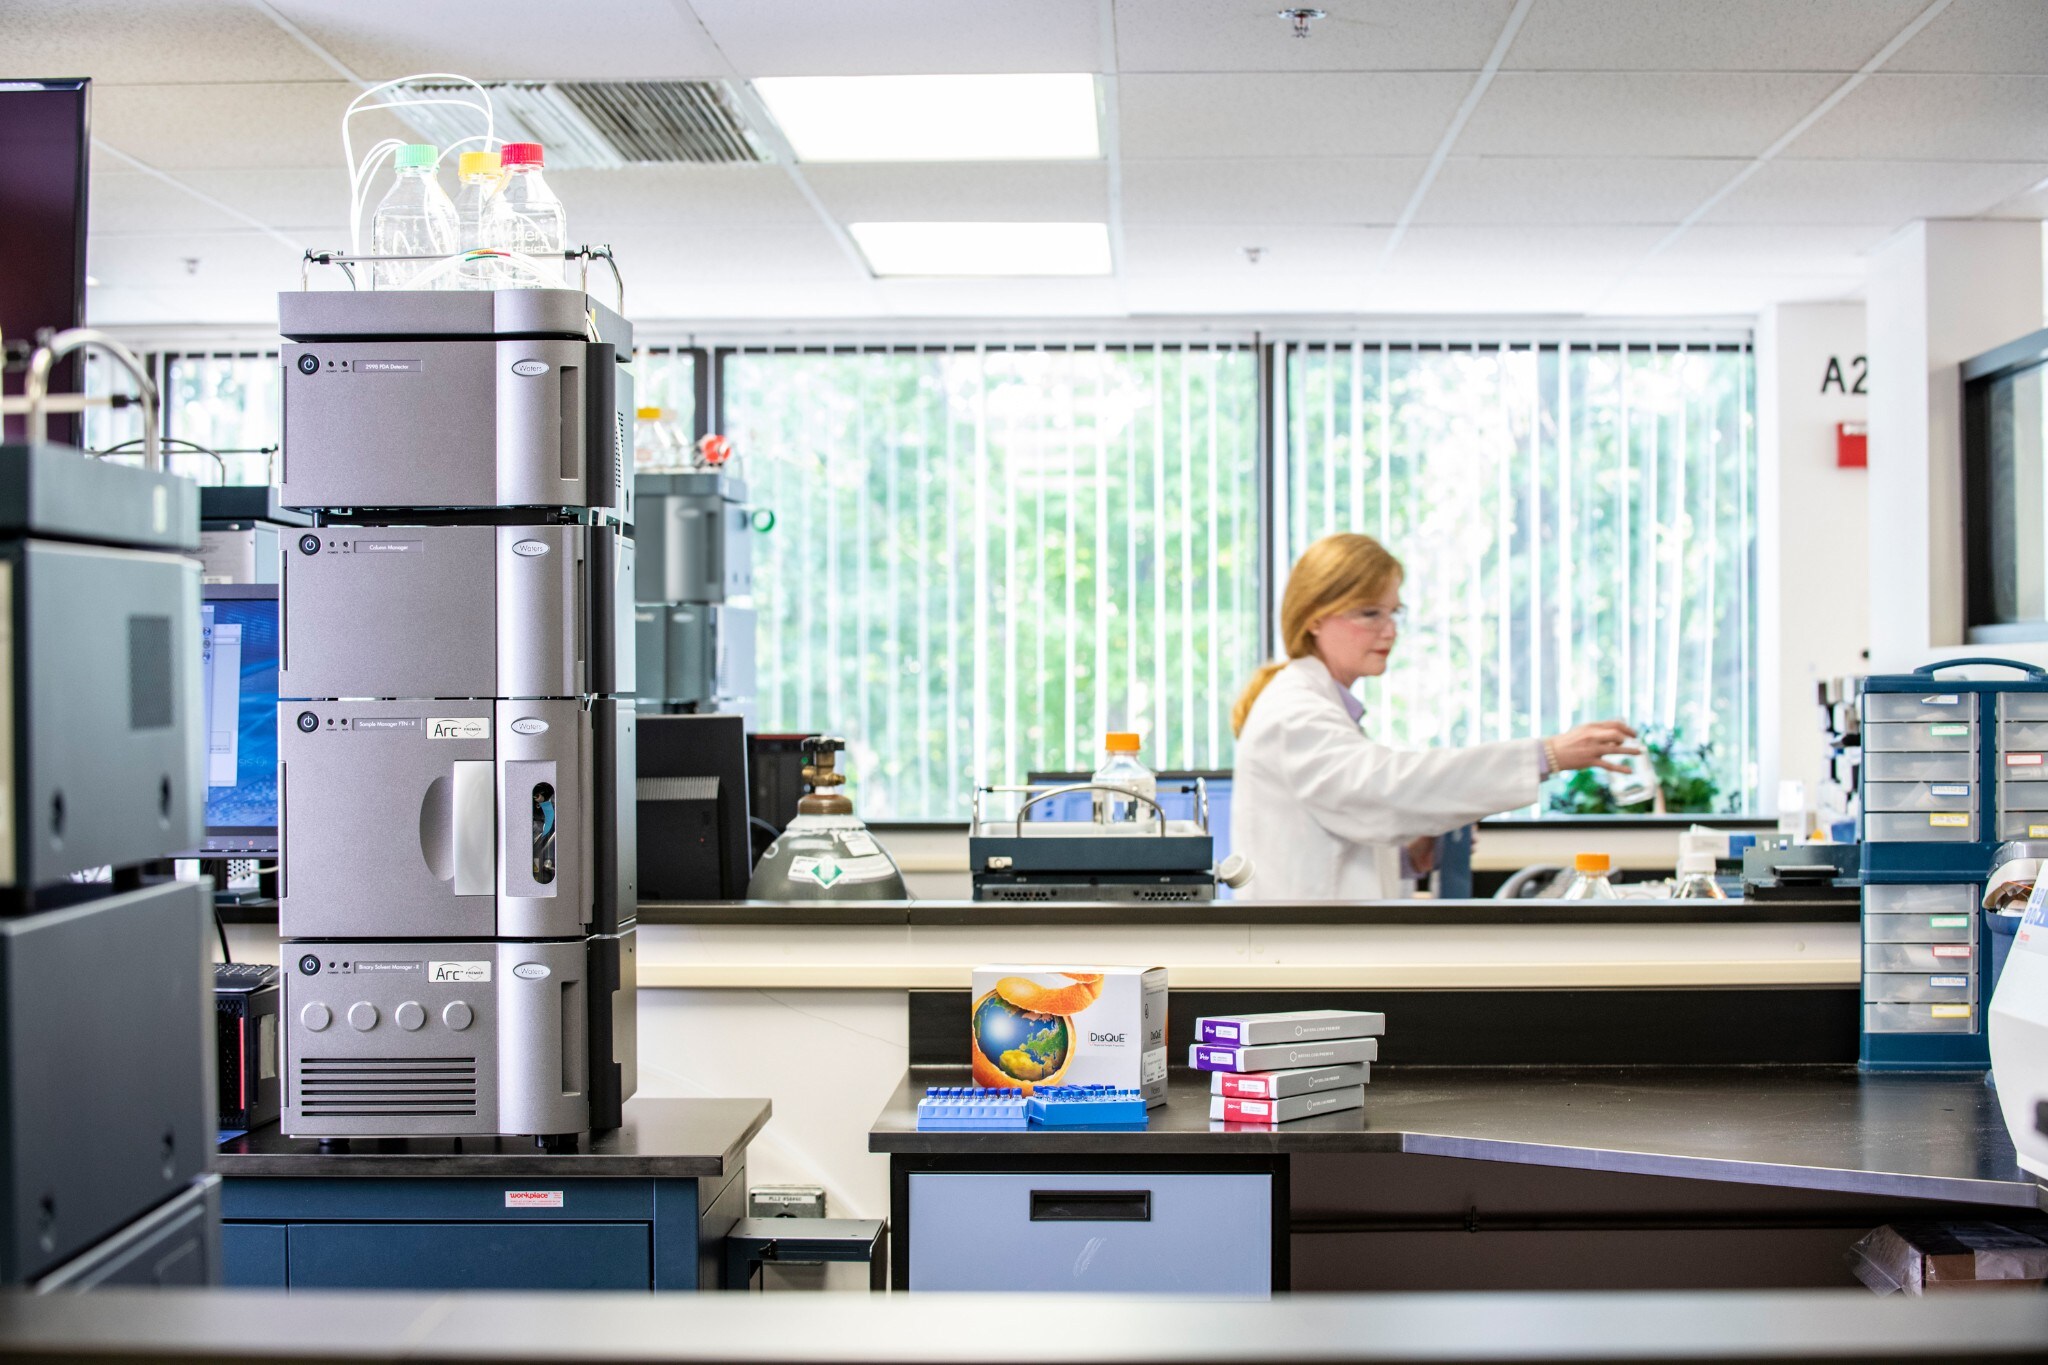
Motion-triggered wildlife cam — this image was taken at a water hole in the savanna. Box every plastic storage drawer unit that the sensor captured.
[1864,910,1977,944]
[1864,1001,1975,1033]
[1865,751,1976,783]
[1863,812,1975,842]
[1864,972,1975,1004]
[1863,722,1977,753]
[906,1171,1272,1295]
[1863,782,1974,812]
[1865,694,1977,723]
[1864,942,1975,973]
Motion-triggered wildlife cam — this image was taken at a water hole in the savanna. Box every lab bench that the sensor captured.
[216,1097,769,1292]
[870,1066,2039,1294]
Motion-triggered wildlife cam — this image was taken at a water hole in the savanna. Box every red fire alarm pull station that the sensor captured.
[1837,421,1867,468]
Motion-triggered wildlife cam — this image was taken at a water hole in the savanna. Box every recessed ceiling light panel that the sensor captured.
[754,74,1100,162]
[849,222,1113,277]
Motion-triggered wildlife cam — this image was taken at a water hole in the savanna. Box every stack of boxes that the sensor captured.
[0,442,217,1287]
[633,471,757,717]
[273,289,639,1140]
[1860,666,2048,1069]
[1191,1010,1381,1125]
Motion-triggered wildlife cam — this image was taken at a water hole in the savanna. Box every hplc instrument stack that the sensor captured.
[274,288,639,1142]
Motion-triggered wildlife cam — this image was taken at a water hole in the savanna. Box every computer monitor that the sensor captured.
[0,79,89,445]
[639,714,753,900]
[193,584,279,856]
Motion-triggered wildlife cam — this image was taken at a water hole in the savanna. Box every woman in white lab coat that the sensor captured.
[1231,533,1638,901]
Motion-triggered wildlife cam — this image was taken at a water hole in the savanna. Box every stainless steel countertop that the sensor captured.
[216,1097,771,1179]
[873,1066,2040,1208]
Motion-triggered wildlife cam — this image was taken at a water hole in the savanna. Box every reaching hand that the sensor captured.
[1548,720,1642,774]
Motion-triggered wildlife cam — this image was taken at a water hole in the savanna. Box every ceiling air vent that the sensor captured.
[388,81,770,170]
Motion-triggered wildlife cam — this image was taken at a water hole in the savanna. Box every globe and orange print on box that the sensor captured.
[970,966,1169,1107]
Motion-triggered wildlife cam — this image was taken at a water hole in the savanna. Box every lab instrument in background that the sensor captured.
[1858,660,2048,1070]
[1987,849,2048,1188]
[280,523,632,701]
[973,779,1250,903]
[197,485,308,585]
[634,470,763,715]
[215,963,280,1132]
[638,713,753,900]
[747,737,908,900]
[0,329,217,1287]
[276,285,637,1142]
[282,931,636,1141]
[277,289,632,517]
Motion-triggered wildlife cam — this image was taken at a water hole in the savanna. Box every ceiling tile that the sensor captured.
[1121,275,1376,314]
[1120,225,1392,277]
[173,169,355,234]
[1113,0,1515,73]
[265,0,728,80]
[801,162,1109,222]
[1391,225,1668,269]
[88,172,247,235]
[1456,73,1841,157]
[1981,178,2048,220]
[1502,0,1926,71]
[1888,0,2048,74]
[1592,272,1862,316]
[5,0,337,84]
[1362,270,1618,314]
[1118,73,1473,158]
[92,82,410,172]
[1121,158,1426,224]
[694,0,1101,76]
[875,277,1129,317]
[85,230,306,297]
[1700,159,2048,225]
[1783,75,2048,162]
[543,165,822,230]
[604,221,862,284]
[1414,157,1742,225]
[643,280,885,322]
[1651,224,1897,275]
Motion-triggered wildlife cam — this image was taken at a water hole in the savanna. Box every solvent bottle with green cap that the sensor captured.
[370,144,459,290]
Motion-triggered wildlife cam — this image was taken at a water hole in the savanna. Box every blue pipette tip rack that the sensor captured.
[1027,1085,1150,1130]
[915,1084,1150,1131]
[916,1086,1029,1130]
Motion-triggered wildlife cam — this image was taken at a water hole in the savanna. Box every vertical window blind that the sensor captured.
[1277,340,1757,807]
[723,344,1263,820]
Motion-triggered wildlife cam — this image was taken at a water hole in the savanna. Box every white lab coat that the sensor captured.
[1231,655,1541,901]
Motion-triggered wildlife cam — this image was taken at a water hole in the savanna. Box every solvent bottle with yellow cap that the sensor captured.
[1561,852,1618,899]
[1091,732,1157,826]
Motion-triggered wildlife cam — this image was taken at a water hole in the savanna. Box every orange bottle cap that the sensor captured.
[1104,732,1141,752]
[1574,853,1611,873]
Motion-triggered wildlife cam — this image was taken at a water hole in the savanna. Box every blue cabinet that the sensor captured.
[222,1163,742,1292]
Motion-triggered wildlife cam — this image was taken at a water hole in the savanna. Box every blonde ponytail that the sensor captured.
[1231,534,1403,736]
[1231,661,1286,737]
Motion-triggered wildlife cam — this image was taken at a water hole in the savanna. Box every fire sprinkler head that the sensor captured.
[1278,7,1326,38]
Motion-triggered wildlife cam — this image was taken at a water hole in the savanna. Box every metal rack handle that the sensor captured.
[22,330,161,469]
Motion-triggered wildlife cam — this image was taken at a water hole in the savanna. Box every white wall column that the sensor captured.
[1756,302,1869,808]
[1866,220,2045,670]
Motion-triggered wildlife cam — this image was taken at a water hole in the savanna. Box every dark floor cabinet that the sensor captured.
[223,1161,744,1291]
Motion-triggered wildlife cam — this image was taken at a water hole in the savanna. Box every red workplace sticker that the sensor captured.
[505,1190,564,1209]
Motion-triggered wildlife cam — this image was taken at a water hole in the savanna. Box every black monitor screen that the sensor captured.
[198,586,279,855]
[0,79,90,444]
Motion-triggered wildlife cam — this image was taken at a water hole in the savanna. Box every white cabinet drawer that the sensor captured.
[906,1171,1271,1295]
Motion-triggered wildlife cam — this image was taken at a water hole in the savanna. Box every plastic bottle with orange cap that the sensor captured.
[1560,851,1618,899]
[1091,732,1158,827]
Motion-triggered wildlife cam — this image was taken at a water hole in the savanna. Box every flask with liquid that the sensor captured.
[1560,852,1617,899]
[498,142,566,285]
[1091,733,1157,825]
[451,150,513,289]
[369,144,458,290]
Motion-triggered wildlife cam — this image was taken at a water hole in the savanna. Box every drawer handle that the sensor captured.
[1030,1190,1151,1223]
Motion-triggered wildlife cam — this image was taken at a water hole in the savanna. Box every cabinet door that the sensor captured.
[908,1172,1271,1295]
[222,1224,287,1288]
[287,1222,649,1290]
